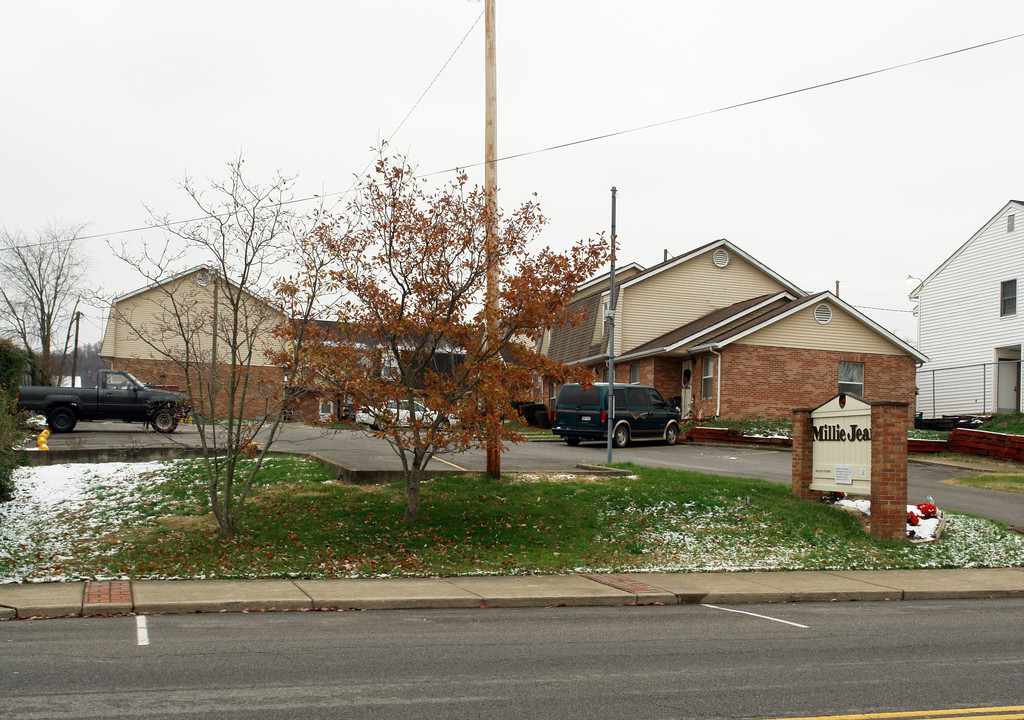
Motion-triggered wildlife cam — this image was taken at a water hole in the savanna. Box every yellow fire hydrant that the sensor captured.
[37,427,51,451]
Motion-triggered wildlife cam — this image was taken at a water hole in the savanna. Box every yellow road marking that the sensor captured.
[429,456,469,471]
[762,707,1024,720]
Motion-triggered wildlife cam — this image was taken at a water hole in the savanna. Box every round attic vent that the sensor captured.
[712,248,729,268]
[814,303,833,325]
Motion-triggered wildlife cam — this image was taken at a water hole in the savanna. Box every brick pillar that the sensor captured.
[791,408,822,502]
[869,401,909,541]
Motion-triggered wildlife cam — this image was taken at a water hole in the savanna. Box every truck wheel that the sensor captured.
[612,424,630,448]
[47,406,77,433]
[565,437,581,446]
[665,423,680,446]
[151,408,178,434]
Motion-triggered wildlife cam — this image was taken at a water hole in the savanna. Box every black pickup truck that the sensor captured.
[17,370,190,433]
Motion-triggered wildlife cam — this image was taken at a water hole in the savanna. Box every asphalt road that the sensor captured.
[2,599,1022,719]
[36,421,1024,527]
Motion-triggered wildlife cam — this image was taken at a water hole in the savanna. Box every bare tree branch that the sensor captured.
[0,221,90,383]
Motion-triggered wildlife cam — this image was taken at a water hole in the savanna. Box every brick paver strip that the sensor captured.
[582,574,666,594]
[84,581,132,604]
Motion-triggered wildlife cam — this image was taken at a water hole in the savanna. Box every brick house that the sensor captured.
[540,239,926,423]
[100,271,515,424]
[99,267,293,420]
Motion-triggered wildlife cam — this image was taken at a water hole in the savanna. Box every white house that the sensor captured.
[911,200,1024,418]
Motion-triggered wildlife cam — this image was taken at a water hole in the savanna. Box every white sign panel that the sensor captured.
[811,394,872,494]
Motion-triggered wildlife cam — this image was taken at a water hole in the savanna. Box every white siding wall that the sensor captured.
[916,203,1024,416]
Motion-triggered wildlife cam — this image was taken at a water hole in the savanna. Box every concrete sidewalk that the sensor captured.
[3,568,1024,620]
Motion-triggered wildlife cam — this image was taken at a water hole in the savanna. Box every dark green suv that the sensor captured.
[551,383,681,447]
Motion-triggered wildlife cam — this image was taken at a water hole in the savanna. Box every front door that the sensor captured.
[681,361,693,419]
[997,360,1021,413]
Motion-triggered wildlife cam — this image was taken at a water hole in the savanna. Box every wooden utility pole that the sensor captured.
[484,0,501,478]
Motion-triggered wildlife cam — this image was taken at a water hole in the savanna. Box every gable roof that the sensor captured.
[575,262,645,297]
[546,238,807,365]
[909,199,1024,299]
[618,238,806,297]
[690,291,928,362]
[109,266,229,304]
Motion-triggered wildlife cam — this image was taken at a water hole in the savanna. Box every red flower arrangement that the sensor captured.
[907,510,920,526]
[916,503,938,519]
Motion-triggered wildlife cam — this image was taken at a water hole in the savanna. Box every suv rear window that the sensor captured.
[557,386,600,406]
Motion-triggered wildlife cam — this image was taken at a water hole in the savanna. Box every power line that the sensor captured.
[326,9,484,214]
[388,10,483,143]
[22,11,488,248]
[13,29,1024,248]
[422,30,1024,177]
[851,304,915,314]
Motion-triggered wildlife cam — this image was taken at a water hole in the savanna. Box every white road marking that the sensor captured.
[136,615,150,646]
[702,604,809,628]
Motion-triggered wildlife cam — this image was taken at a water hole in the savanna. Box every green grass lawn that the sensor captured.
[5,457,1023,583]
[980,413,1024,434]
[947,472,1024,494]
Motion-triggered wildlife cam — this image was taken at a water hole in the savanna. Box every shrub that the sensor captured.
[0,393,27,503]
[0,340,29,394]
[519,403,548,427]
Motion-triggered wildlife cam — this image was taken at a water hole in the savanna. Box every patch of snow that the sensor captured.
[836,498,942,542]
[1,462,165,584]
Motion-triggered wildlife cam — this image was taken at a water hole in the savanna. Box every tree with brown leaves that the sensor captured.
[284,152,607,521]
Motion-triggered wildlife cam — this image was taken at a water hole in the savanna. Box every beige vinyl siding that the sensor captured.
[104,274,285,367]
[735,304,906,354]
[98,310,118,363]
[618,252,788,352]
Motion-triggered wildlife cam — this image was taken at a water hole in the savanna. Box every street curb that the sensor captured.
[23,446,209,467]
[4,570,1024,620]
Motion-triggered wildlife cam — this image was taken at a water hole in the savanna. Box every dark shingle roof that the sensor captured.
[546,291,604,363]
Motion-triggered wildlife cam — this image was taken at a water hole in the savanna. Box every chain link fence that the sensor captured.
[916,360,1022,419]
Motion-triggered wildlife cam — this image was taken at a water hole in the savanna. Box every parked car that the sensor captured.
[551,383,680,447]
[17,369,190,434]
[354,400,452,429]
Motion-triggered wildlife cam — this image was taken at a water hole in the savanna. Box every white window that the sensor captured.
[701,356,714,400]
[318,399,335,420]
[1009,214,1016,233]
[1001,279,1017,317]
[839,361,864,396]
[630,363,640,384]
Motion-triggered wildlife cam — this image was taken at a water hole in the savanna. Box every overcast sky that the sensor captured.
[3,1,1023,346]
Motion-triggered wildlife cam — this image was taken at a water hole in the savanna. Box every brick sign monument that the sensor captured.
[792,394,909,540]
